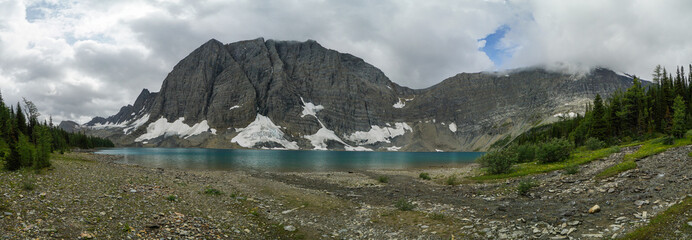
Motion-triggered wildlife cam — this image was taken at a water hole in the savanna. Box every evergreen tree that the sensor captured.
[588,94,608,140]
[15,103,27,136]
[672,96,687,138]
[33,125,51,169]
[4,119,20,171]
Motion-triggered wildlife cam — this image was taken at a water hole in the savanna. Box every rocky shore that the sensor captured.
[0,145,690,239]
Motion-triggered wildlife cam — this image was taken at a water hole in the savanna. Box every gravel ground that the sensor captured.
[0,145,690,239]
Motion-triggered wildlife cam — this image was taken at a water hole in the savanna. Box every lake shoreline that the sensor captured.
[1,147,690,239]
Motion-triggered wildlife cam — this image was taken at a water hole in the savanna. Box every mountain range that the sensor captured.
[75,38,638,151]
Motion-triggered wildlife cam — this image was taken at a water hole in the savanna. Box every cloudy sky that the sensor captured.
[1,0,692,124]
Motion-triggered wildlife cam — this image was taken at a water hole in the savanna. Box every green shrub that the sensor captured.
[517,179,536,196]
[418,172,431,180]
[564,165,579,175]
[513,144,536,163]
[165,195,177,201]
[476,150,516,174]
[21,178,35,191]
[394,199,416,211]
[446,175,457,185]
[377,176,389,183]
[585,137,605,150]
[429,213,445,220]
[662,136,674,145]
[536,138,573,163]
[204,187,223,196]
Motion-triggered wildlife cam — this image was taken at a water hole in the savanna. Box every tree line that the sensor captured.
[480,64,692,174]
[514,64,692,146]
[0,91,114,171]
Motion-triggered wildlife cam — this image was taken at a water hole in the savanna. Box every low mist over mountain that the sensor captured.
[81,38,638,151]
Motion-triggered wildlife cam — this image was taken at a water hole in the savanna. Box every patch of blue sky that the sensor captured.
[478,24,514,68]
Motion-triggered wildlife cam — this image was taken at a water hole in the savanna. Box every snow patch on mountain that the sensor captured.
[553,112,578,118]
[392,97,414,108]
[386,146,402,151]
[345,123,412,145]
[300,98,372,151]
[300,97,324,117]
[345,146,373,151]
[123,114,150,134]
[232,114,299,150]
[135,117,213,142]
[304,128,346,150]
[90,121,127,129]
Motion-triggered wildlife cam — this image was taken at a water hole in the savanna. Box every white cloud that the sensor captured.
[1,0,691,125]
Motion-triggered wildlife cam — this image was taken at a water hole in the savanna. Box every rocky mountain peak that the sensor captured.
[84,38,640,152]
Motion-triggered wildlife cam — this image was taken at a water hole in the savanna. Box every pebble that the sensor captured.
[284,225,296,232]
[129,189,137,193]
[687,221,692,227]
[634,200,649,206]
[588,205,600,214]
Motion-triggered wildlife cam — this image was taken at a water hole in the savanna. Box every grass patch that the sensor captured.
[377,176,389,183]
[21,178,36,191]
[446,175,457,185]
[597,136,692,179]
[622,197,692,240]
[471,146,620,181]
[429,213,445,220]
[419,172,431,180]
[51,153,92,162]
[517,179,536,196]
[0,198,9,212]
[563,164,579,175]
[623,136,692,162]
[394,199,416,211]
[165,195,177,201]
[203,187,223,196]
[596,160,637,179]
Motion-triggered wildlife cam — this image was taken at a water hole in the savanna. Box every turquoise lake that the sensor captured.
[95,148,484,172]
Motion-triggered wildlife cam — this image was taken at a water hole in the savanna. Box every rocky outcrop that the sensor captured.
[58,120,81,133]
[84,38,638,151]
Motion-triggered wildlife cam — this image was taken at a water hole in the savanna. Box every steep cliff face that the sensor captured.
[84,38,637,151]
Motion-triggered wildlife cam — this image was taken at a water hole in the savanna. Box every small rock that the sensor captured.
[687,221,692,227]
[582,233,603,238]
[634,200,649,206]
[567,221,580,226]
[146,224,160,229]
[3,212,11,216]
[588,205,600,214]
[129,189,137,193]
[283,225,296,232]
[79,232,94,239]
[608,188,615,193]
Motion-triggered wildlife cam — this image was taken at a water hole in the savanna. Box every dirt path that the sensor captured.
[0,146,690,239]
